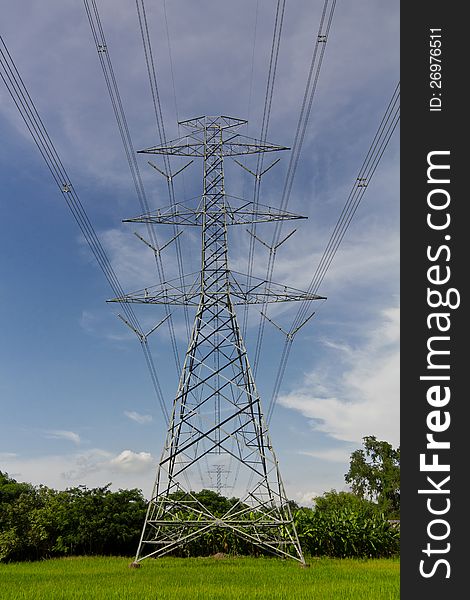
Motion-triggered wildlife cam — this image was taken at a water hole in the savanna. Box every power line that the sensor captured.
[245,0,260,129]
[266,82,400,423]
[292,82,400,330]
[163,0,179,124]
[242,0,286,339]
[252,0,337,374]
[83,0,182,376]
[135,0,192,342]
[0,33,170,422]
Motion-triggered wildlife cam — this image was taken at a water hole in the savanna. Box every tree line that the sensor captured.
[0,436,399,562]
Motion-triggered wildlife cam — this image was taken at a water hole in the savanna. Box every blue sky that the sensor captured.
[0,0,399,505]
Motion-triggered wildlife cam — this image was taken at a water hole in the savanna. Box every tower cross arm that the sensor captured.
[105,271,326,306]
[123,198,307,227]
[138,134,289,157]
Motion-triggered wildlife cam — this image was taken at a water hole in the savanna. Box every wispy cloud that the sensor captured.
[0,448,157,496]
[61,448,155,480]
[79,310,99,334]
[44,430,81,445]
[279,306,400,447]
[299,447,352,464]
[124,410,152,424]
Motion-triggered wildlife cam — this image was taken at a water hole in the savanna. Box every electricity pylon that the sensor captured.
[110,116,324,565]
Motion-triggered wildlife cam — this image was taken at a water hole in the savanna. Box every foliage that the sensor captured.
[0,472,146,562]
[313,489,378,517]
[0,473,44,561]
[0,471,35,504]
[345,436,400,518]
[294,504,399,559]
[0,471,399,562]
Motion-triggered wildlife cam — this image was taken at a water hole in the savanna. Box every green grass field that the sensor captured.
[0,555,399,599]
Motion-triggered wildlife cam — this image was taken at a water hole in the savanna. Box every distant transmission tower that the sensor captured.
[111,116,324,565]
[208,464,230,495]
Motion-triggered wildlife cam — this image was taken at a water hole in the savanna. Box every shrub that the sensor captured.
[295,504,399,558]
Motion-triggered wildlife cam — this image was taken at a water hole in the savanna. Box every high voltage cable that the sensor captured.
[266,82,400,423]
[239,0,260,198]
[242,0,285,339]
[274,0,337,243]
[135,0,191,341]
[134,0,210,489]
[230,0,261,495]
[236,0,285,495]
[84,0,181,372]
[245,0,260,130]
[252,0,336,374]
[0,34,170,423]
[83,0,182,377]
[258,0,286,151]
[135,0,166,147]
[292,82,400,330]
[163,0,179,124]
[0,36,135,330]
[137,0,225,490]
[161,1,190,240]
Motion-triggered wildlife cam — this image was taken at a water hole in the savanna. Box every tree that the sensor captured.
[0,471,35,505]
[0,471,43,561]
[0,473,147,561]
[345,436,400,518]
[313,489,378,517]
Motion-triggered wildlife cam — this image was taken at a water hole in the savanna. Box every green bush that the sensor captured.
[295,504,399,558]
[0,472,147,562]
[0,473,399,562]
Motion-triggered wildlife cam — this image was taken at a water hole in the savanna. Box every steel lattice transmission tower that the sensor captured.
[111,116,324,565]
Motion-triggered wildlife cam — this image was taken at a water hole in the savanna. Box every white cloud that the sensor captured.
[294,490,322,507]
[124,410,153,424]
[1,448,157,496]
[109,450,154,473]
[44,430,81,445]
[279,306,400,447]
